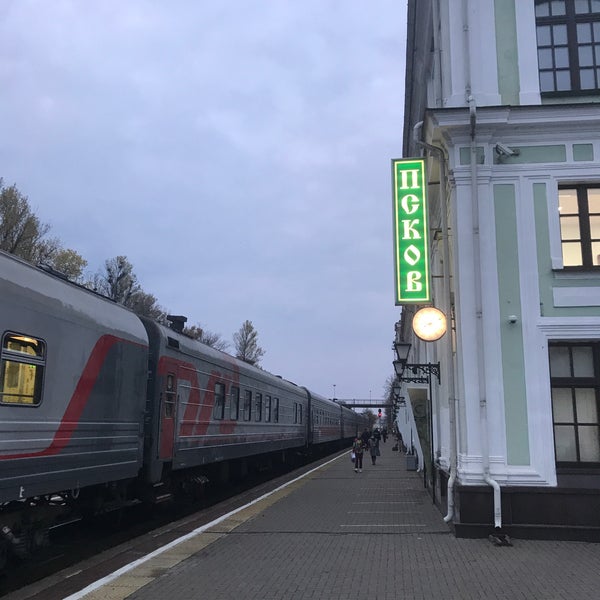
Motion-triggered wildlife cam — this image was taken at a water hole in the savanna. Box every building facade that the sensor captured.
[398,0,600,538]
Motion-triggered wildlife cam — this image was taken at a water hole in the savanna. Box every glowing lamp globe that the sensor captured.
[412,307,447,342]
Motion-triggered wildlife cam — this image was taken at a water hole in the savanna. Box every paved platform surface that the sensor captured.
[68,441,600,599]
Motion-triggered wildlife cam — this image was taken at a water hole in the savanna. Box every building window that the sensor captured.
[213,382,225,420]
[535,0,600,94]
[1,333,45,406]
[230,386,240,420]
[265,395,271,422]
[273,398,279,422]
[549,342,600,464]
[559,185,600,267]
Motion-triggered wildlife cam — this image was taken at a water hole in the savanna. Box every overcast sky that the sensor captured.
[1,1,407,402]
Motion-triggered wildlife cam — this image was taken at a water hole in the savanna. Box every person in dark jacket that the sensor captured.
[360,428,370,447]
[368,436,379,465]
[352,436,364,473]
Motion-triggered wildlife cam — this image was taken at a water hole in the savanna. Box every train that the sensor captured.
[0,249,367,565]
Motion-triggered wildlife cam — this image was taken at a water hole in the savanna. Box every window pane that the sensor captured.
[592,0,600,13]
[551,0,566,14]
[556,69,572,90]
[575,0,591,13]
[255,393,262,421]
[575,388,597,421]
[580,68,597,88]
[555,46,570,68]
[536,1,551,16]
[230,386,239,420]
[592,241,600,265]
[550,346,571,377]
[579,44,594,65]
[4,334,44,357]
[552,388,574,421]
[538,48,554,68]
[554,425,578,460]
[578,426,600,461]
[578,23,593,44]
[572,347,594,377]
[590,216,600,237]
[539,71,555,91]
[537,25,552,45]
[562,242,583,265]
[244,390,252,421]
[559,189,579,213]
[553,24,568,45]
[560,216,580,239]
[1,361,41,404]
[588,189,600,212]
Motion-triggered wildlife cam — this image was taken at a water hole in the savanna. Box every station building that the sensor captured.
[395,0,600,538]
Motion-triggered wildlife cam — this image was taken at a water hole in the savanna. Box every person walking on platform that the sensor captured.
[368,435,380,465]
[352,436,364,473]
[360,428,370,448]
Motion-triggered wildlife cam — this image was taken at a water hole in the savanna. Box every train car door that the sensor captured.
[159,372,177,459]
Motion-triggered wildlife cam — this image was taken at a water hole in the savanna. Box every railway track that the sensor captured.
[1,449,346,600]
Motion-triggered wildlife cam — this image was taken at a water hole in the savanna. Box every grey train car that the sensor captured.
[0,250,367,564]
[140,316,313,486]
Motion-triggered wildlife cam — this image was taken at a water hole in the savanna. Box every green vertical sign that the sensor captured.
[392,158,430,304]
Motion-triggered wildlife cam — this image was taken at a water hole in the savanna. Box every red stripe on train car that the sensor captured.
[0,335,143,460]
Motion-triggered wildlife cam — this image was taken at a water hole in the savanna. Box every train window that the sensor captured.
[243,390,252,421]
[294,402,303,424]
[255,393,262,421]
[265,395,272,422]
[1,333,45,406]
[213,382,225,420]
[230,386,240,420]
[273,398,279,422]
[164,373,176,417]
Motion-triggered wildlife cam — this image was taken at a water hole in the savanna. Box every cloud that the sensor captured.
[0,0,407,399]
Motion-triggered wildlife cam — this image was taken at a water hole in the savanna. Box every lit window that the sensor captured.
[1,333,45,406]
[559,186,600,268]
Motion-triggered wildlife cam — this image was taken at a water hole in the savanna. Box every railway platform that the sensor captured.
[15,440,600,600]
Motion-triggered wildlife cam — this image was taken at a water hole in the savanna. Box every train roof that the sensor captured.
[1,250,147,345]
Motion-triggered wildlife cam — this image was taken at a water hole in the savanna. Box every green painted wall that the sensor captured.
[494,184,530,465]
[494,0,520,105]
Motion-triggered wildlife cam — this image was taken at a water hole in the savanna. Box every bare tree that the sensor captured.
[184,323,230,351]
[95,256,141,305]
[233,320,265,366]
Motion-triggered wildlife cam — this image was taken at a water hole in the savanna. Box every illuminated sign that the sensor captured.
[392,158,430,304]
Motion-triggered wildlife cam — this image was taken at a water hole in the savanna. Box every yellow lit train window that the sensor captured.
[1,333,45,406]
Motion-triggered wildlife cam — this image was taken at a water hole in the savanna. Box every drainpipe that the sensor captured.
[412,122,457,523]
[463,0,501,529]
[469,97,502,529]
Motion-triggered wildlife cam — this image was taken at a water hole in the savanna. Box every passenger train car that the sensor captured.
[0,250,366,564]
